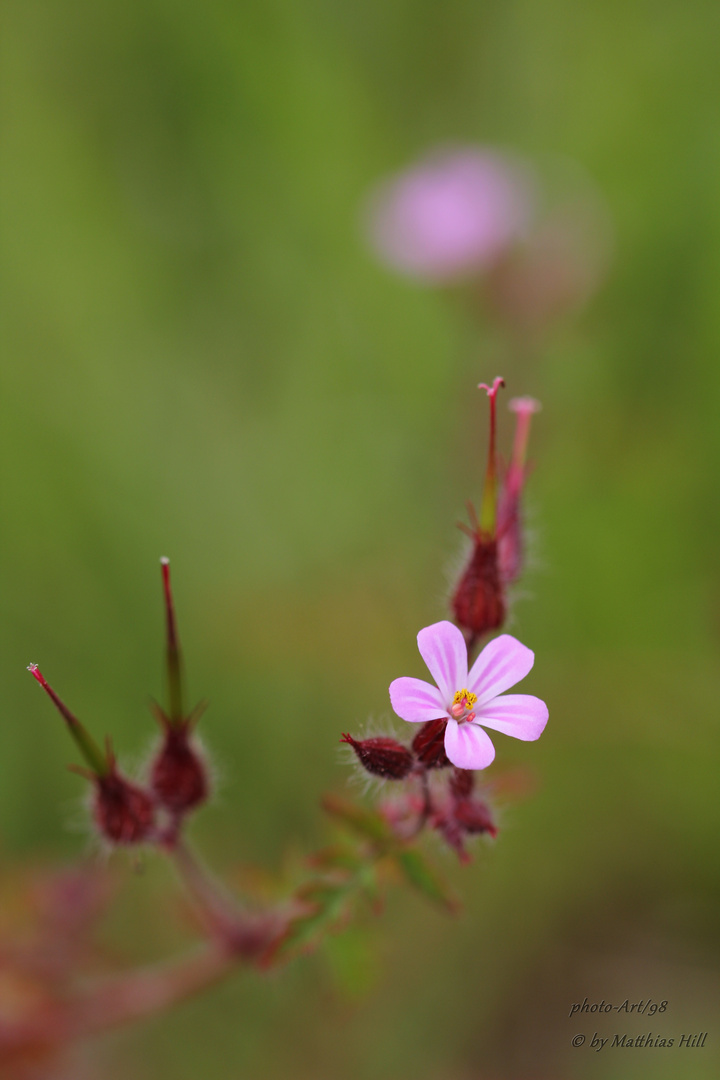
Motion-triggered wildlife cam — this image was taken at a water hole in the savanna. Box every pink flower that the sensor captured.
[366,149,531,282]
[389,621,547,770]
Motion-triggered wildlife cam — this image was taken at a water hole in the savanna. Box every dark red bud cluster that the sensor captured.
[30,559,211,848]
[453,797,496,835]
[431,767,497,862]
[341,724,498,861]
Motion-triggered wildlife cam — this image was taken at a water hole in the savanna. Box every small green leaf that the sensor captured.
[395,848,459,912]
[276,880,352,958]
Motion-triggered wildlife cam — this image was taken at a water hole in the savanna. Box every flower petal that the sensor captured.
[417,621,468,703]
[389,677,446,723]
[444,719,496,770]
[467,634,534,706]
[476,694,548,741]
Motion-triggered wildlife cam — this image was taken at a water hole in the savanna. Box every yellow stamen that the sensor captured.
[452,689,477,709]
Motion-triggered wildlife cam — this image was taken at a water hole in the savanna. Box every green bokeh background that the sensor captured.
[2,1,719,1077]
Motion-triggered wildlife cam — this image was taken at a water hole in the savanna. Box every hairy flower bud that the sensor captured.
[340,734,413,779]
[453,796,496,836]
[431,767,497,859]
[93,768,156,845]
[449,764,496,838]
[411,719,450,769]
[151,715,209,814]
[452,534,506,637]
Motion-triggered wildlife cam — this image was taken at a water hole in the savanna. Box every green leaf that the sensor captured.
[272,872,358,961]
[394,848,459,912]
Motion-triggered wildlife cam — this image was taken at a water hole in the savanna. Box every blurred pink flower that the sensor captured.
[366,149,531,281]
[389,621,547,770]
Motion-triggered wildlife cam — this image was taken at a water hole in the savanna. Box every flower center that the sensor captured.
[450,688,477,722]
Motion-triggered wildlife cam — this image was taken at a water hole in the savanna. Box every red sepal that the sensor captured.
[340,734,413,780]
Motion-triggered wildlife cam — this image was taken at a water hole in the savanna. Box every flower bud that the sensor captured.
[451,534,506,638]
[449,765,496,837]
[93,766,156,845]
[151,713,209,814]
[411,718,450,769]
[453,796,496,837]
[340,733,413,780]
[431,769,497,859]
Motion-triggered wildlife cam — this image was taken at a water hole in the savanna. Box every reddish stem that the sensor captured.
[160,557,184,725]
[477,377,505,535]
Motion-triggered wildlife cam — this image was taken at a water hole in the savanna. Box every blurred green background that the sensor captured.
[2,1,719,1077]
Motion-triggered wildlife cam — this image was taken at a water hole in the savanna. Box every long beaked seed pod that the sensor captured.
[150,560,210,818]
[28,665,156,845]
[452,378,507,641]
[497,396,541,585]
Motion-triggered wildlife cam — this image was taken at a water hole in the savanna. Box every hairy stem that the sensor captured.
[166,838,263,954]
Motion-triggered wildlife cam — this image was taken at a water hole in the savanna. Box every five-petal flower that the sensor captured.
[389,621,548,770]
